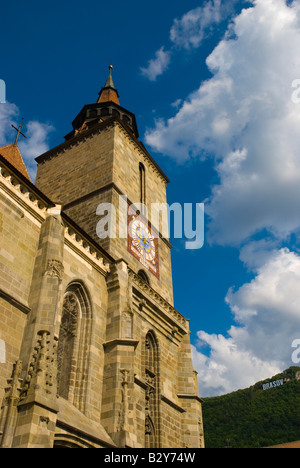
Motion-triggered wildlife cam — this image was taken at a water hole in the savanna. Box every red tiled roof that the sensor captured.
[0,144,31,181]
[97,87,120,105]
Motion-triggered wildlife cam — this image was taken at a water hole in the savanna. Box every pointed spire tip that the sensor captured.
[97,65,120,105]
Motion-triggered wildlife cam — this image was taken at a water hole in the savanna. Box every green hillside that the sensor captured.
[202,367,300,448]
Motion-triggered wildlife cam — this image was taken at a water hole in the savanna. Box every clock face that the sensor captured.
[131,220,155,261]
[128,208,159,278]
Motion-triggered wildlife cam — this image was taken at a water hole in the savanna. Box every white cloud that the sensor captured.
[140,47,171,82]
[238,239,280,272]
[192,337,280,397]
[140,0,240,81]
[0,101,18,142]
[144,0,300,396]
[146,0,300,246]
[227,248,300,327]
[171,98,183,109]
[19,120,54,180]
[170,0,223,49]
[0,102,54,181]
[193,246,300,397]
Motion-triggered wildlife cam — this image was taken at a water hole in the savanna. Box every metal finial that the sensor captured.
[11,118,27,146]
[104,65,115,89]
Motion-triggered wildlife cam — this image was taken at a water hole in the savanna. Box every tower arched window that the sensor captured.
[139,162,146,209]
[101,107,109,116]
[89,109,98,119]
[122,114,131,125]
[57,281,92,412]
[112,108,120,118]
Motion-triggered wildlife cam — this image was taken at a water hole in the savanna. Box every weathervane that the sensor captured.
[11,118,27,145]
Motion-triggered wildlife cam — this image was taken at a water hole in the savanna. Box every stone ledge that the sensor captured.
[56,397,116,448]
[0,163,50,222]
[0,287,31,315]
[64,224,110,276]
[103,339,139,350]
[160,394,186,413]
[177,393,204,404]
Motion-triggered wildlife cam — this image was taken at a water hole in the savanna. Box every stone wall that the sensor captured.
[0,167,42,407]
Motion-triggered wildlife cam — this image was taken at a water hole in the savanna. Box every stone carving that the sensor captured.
[39,416,50,429]
[145,385,154,415]
[20,331,57,400]
[0,360,23,412]
[145,415,155,436]
[8,360,23,399]
[0,360,23,448]
[118,369,130,432]
[44,259,64,281]
[145,370,155,388]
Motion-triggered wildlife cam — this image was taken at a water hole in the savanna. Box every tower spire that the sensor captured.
[104,64,115,88]
[97,65,120,105]
[64,64,139,140]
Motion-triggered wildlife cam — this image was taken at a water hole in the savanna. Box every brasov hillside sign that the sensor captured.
[262,379,284,391]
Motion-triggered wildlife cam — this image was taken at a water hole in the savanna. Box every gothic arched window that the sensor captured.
[57,292,78,400]
[57,282,92,412]
[145,415,156,449]
[145,331,160,448]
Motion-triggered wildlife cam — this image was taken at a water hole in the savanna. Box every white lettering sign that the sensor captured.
[262,379,284,391]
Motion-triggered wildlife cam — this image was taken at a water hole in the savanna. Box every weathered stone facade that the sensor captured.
[0,72,204,448]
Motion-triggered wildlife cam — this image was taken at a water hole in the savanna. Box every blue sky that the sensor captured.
[1,0,300,396]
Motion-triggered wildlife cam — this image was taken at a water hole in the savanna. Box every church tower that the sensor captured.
[35,66,173,304]
[0,67,204,448]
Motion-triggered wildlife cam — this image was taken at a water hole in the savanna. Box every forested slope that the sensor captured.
[202,367,300,448]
